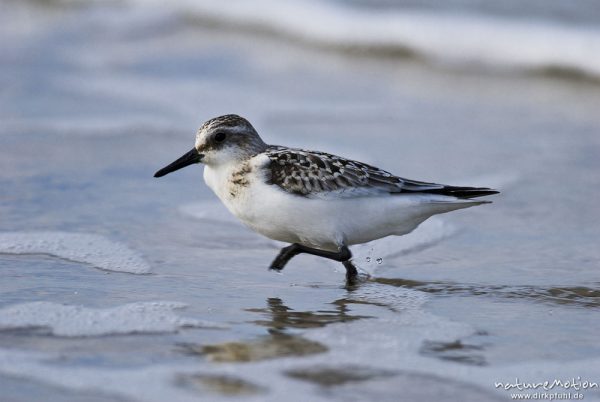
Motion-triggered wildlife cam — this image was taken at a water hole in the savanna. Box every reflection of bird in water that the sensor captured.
[155,114,498,283]
[247,297,368,332]
[191,298,370,362]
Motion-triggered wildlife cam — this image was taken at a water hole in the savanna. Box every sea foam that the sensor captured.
[0,231,151,274]
[0,301,224,336]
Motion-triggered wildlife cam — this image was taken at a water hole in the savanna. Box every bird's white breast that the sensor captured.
[203,155,272,228]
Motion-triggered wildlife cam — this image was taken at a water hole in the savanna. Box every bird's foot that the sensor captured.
[343,260,370,288]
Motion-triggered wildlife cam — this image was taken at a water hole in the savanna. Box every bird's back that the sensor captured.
[264,145,498,200]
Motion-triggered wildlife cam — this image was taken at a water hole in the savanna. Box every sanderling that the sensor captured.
[154,114,498,283]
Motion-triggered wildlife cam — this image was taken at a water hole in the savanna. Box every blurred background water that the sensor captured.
[1,1,600,401]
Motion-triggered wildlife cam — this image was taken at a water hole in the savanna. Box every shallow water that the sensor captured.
[1,1,600,401]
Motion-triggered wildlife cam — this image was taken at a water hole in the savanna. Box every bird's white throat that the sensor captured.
[202,157,263,220]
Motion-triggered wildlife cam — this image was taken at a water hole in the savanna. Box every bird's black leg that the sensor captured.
[342,260,359,284]
[269,244,358,283]
[269,244,303,271]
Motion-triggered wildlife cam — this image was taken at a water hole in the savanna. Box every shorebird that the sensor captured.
[154,114,498,283]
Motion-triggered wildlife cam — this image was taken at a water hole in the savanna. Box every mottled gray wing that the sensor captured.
[265,146,446,198]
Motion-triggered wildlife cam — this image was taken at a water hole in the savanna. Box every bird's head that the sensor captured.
[154,114,266,178]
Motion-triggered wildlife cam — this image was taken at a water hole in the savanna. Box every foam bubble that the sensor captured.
[0,231,151,274]
[0,301,225,337]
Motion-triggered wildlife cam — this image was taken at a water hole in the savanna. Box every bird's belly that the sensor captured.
[235,184,430,251]
[232,195,316,247]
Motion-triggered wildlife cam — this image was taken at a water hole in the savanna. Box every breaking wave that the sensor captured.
[133,0,600,80]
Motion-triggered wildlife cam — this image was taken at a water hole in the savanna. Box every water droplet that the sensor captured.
[365,257,371,262]
[376,258,383,264]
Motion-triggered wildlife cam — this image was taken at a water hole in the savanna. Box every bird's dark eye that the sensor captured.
[214,132,226,142]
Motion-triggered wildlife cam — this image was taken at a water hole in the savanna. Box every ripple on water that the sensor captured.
[284,365,397,387]
[176,373,267,396]
[0,232,151,274]
[181,332,328,362]
[373,277,600,308]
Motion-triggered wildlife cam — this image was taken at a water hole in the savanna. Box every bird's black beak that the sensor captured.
[154,148,203,178]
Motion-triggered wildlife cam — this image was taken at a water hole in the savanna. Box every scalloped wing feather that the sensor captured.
[265,146,448,198]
